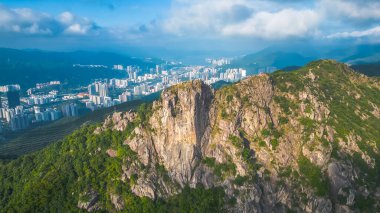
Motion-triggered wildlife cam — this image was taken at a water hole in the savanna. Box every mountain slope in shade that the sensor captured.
[0,48,156,89]
[0,60,379,212]
[233,51,314,71]
[352,62,380,77]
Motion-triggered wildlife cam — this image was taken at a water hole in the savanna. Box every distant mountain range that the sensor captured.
[352,62,380,77]
[232,51,312,70]
[0,48,158,89]
[1,44,379,90]
[231,44,380,74]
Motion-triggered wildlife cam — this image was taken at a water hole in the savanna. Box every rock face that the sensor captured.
[102,60,380,212]
[110,193,124,210]
[77,190,100,212]
[149,80,213,185]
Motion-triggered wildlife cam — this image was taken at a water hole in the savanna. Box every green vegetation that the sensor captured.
[242,148,251,162]
[226,95,233,103]
[228,134,253,164]
[135,103,154,128]
[258,140,266,147]
[0,125,128,212]
[233,175,249,186]
[202,157,237,179]
[261,129,271,137]
[298,155,329,196]
[221,109,228,119]
[0,106,228,212]
[1,60,380,211]
[299,117,316,137]
[354,193,376,212]
[259,126,282,150]
[159,185,228,213]
[216,84,240,120]
[228,134,243,149]
[278,116,289,125]
[270,139,279,150]
[278,167,292,178]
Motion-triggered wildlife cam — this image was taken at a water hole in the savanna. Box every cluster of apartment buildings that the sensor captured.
[0,83,79,133]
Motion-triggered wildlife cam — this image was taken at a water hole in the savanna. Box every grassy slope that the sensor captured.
[272,60,380,195]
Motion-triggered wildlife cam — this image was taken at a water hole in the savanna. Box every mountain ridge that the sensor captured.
[0,60,379,212]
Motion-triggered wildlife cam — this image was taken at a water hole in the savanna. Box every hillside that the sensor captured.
[237,51,313,69]
[352,62,380,77]
[0,60,379,212]
[230,44,380,75]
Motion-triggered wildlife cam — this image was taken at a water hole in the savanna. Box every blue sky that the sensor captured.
[0,0,379,57]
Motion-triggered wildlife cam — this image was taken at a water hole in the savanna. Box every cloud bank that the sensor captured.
[1,0,380,53]
[161,0,380,41]
[0,5,99,36]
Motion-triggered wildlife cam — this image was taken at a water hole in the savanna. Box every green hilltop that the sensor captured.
[0,60,379,212]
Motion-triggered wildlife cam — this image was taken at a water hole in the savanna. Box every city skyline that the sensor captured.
[0,57,251,133]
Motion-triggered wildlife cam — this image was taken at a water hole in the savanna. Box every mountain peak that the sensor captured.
[1,60,380,212]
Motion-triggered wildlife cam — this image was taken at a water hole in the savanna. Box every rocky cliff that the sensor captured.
[0,60,379,212]
[89,60,379,212]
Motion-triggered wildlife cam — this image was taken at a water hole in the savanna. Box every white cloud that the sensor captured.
[58,11,97,35]
[65,23,90,35]
[26,23,52,34]
[0,6,53,35]
[0,5,98,36]
[319,0,380,20]
[163,0,320,40]
[163,0,255,36]
[222,9,320,39]
[58,12,75,24]
[327,26,380,39]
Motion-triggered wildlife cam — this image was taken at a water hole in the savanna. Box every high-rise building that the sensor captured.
[119,91,132,103]
[99,83,109,97]
[95,82,100,93]
[35,112,43,122]
[7,90,20,108]
[113,64,124,70]
[15,106,23,115]
[10,114,29,131]
[34,106,41,114]
[133,86,141,96]
[88,84,96,95]
[127,66,133,80]
[156,65,160,75]
[69,104,78,117]
[49,109,61,121]
[61,103,79,117]
[41,111,51,121]
[0,108,6,119]
[241,69,247,77]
